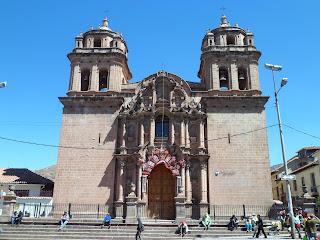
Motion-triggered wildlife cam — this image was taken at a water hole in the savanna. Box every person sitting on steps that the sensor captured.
[101,213,111,229]
[227,215,239,231]
[200,213,212,230]
[58,211,70,231]
[177,220,189,237]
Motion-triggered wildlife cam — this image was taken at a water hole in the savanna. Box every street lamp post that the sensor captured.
[265,63,295,239]
[0,82,7,88]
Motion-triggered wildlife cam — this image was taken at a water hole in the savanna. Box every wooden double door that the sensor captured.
[147,164,175,219]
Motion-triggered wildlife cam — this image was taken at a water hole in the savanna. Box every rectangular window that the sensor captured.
[276,187,279,199]
[311,173,316,187]
[301,177,305,186]
[293,180,297,191]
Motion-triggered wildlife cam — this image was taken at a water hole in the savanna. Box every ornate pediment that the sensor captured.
[119,71,206,116]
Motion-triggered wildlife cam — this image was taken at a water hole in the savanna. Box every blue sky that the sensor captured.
[0,0,319,170]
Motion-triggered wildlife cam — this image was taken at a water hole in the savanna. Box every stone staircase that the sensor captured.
[0,222,292,240]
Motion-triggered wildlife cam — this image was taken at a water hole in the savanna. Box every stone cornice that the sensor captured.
[201,95,269,108]
[59,95,124,107]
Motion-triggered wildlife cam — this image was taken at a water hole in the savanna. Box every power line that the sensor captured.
[0,124,278,150]
[283,124,320,141]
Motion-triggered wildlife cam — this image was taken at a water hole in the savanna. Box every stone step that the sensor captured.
[0,223,293,240]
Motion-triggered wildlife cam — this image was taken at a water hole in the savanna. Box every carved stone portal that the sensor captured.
[142,147,184,176]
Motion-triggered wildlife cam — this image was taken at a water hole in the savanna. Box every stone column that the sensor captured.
[150,116,155,147]
[180,119,185,147]
[137,176,148,219]
[120,118,127,154]
[152,84,157,105]
[199,159,209,217]
[199,119,205,149]
[175,176,186,221]
[211,63,220,90]
[185,160,192,218]
[200,160,208,203]
[185,161,192,203]
[137,162,142,201]
[169,118,175,145]
[185,120,190,148]
[71,64,81,91]
[108,64,122,92]
[139,120,144,147]
[249,61,260,90]
[230,62,239,90]
[115,159,125,219]
[181,164,186,196]
[90,64,99,91]
[141,176,147,202]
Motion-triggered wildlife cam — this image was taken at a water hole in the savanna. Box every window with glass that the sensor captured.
[155,116,169,138]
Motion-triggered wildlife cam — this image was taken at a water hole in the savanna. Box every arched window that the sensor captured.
[155,116,169,138]
[209,39,213,46]
[238,68,248,90]
[94,38,101,48]
[81,69,90,91]
[99,70,108,91]
[226,35,235,45]
[219,67,229,90]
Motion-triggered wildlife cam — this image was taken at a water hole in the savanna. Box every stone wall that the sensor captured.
[53,106,119,205]
[206,105,272,205]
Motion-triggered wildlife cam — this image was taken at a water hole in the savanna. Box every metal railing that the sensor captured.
[13,203,111,219]
[11,203,305,220]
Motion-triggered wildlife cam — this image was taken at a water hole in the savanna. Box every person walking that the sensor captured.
[10,211,18,225]
[305,214,319,240]
[255,214,267,238]
[294,213,302,239]
[135,218,144,240]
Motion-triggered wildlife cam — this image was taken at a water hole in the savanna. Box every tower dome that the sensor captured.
[198,16,261,93]
[68,18,132,94]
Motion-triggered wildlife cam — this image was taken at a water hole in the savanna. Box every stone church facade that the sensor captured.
[53,16,272,220]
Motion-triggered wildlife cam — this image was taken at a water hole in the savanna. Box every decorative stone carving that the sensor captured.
[142,147,184,176]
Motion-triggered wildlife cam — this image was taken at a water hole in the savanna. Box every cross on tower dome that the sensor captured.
[99,17,110,30]
[220,15,230,27]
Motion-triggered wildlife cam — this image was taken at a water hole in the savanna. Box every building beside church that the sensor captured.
[53,16,272,220]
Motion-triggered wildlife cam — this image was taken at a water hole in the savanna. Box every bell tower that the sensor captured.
[198,15,261,93]
[67,18,132,94]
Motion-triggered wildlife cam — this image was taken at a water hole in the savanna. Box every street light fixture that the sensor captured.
[0,82,7,88]
[265,63,296,239]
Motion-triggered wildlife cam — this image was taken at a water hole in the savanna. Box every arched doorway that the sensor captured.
[148,163,175,219]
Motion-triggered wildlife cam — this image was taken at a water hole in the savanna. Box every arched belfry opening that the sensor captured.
[219,67,229,90]
[81,69,90,91]
[99,70,108,91]
[147,163,176,219]
[238,67,248,90]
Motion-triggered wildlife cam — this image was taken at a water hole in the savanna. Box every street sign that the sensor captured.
[281,174,296,181]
